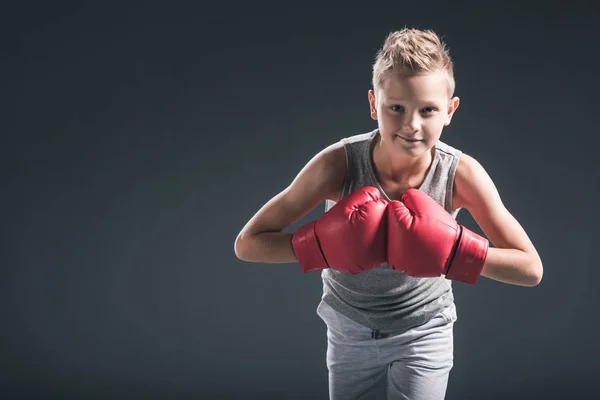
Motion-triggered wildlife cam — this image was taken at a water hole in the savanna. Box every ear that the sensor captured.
[444,96,460,126]
[368,90,378,121]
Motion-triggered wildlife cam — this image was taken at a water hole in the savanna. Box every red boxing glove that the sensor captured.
[292,186,388,274]
[387,189,489,284]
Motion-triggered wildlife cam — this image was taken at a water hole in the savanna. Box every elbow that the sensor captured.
[527,258,544,287]
[234,234,249,261]
[531,266,543,286]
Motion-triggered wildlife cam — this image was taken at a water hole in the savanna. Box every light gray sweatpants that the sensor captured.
[316,300,457,400]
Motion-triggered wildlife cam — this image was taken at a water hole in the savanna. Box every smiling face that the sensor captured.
[368,69,460,158]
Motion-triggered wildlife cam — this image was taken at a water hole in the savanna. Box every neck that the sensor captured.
[371,133,434,183]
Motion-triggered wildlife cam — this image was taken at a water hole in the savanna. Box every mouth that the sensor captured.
[395,134,423,142]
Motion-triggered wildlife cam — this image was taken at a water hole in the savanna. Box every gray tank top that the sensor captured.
[322,128,464,332]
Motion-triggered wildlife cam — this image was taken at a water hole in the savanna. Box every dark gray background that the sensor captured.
[3,2,599,399]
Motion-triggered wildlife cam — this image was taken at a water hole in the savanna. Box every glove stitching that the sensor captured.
[445,226,463,275]
[313,221,331,269]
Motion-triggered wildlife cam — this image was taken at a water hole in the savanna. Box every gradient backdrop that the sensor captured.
[3,2,599,399]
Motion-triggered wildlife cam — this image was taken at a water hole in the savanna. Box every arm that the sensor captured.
[453,154,543,287]
[234,142,346,264]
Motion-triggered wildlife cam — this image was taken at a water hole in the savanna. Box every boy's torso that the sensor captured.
[319,128,462,332]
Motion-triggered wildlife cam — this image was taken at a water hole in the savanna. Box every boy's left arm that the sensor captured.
[453,154,543,287]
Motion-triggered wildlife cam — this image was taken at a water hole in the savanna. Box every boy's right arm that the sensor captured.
[234,142,347,264]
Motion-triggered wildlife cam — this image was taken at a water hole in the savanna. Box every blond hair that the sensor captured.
[372,28,455,97]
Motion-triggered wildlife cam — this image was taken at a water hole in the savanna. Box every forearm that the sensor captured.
[234,232,298,264]
[480,247,543,287]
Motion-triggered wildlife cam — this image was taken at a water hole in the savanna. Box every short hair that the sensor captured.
[372,28,455,98]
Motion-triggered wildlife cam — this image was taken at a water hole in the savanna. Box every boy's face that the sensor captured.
[368,70,459,158]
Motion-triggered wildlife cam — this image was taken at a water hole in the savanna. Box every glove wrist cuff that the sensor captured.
[445,226,489,284]
[292,221,329,273]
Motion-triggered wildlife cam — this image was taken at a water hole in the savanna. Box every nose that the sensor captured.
[402,113,420,133]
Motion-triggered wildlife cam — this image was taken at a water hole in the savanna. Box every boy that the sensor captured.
[234,28,543,400]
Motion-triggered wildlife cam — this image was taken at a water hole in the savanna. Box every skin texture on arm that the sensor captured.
[234,142,346,264]
[453,154,543,287]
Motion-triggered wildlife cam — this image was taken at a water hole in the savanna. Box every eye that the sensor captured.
[390,105,404,112]
[422,107,437,114]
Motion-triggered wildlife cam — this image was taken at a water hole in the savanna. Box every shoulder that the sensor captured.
[435,139,463,157]
[342,129,378,146]
[319,129,378,200]
[313,140,347,201]
[320,140,347,169]
[453,153,498,211]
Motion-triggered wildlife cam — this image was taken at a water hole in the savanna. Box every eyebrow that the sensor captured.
[385,98,443,106]
[386,97,440,103]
